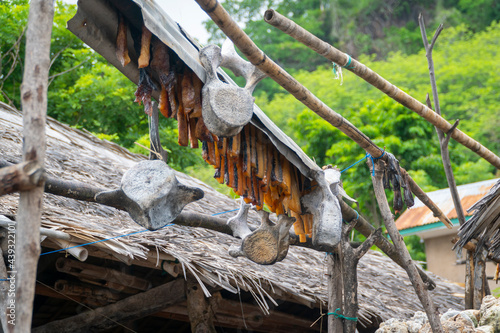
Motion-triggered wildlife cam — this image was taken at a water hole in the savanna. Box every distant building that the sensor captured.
[396,178,500,292]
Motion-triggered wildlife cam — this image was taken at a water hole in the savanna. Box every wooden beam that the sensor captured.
[160,298,320,333]
[186,278,217,333]
[15,1,54,332]
[0,161,44,196]
[32,279,186,333]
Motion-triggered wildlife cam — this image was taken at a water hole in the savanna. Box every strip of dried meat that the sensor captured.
[116,14,130,67]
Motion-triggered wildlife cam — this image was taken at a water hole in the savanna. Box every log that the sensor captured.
[15,1,54,332]
[186,278,217,333]
[194,0,452,229]
[32,279,186,333]
[370,159,443,332]
[327,252,343,333]
[340,221,381,333]
[473,249,487,310]
[0,161,44,196]
[263,9,500,169]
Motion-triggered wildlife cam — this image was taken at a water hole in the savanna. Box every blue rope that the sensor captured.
[39,228,154,256]
[341,155,368,173]
[211,208,239,216]
[0,279,10,281]
[342,55,355,70]
[328,308,358,321]
[367,151,386,176]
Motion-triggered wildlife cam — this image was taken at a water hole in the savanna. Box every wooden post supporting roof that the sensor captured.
[14,1,54,332]
[263,9,500,170]
[32,279,186,333]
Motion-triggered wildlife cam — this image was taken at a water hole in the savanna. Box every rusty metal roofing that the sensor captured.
[396,178,500,231]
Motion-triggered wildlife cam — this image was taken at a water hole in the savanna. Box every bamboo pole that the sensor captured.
[15,1,54,332]
[263,9,500,170]
[194,0,452,229]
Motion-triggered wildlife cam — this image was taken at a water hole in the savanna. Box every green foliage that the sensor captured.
[404,235,427,267]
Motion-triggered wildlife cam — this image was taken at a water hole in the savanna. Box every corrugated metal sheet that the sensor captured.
[67,0,321,178]
[396,178,500,231]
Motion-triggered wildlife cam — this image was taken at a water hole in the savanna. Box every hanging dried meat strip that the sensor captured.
[191,74,203,118]
[256,131,266,179]
[116,14,130,67]
[134,68,157,116]
[271,148,283,186]
[291,212,306,243]
[181,70,196,114]
[188,115,198,149]
[150,40,173,117]
[242,125,251,177]
[195,117,213,142]
[177,101,189,147]
[138,26,152,68]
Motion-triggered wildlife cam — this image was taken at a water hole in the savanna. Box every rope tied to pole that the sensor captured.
[328,308,358,321]
[332,54,355,85]
[341,150,385,174]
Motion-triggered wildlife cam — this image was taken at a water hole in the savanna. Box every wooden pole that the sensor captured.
[0,248,9,332]
[15,1,54,332]
[418,14,473,309]
[340,221,381,333]
[473,249,487,309]
[194,0,453,230]
[327,252,343,332]
[263,9,500,170]
[369,159,443,332]
[186,278,217,333]
[32,279,186,333]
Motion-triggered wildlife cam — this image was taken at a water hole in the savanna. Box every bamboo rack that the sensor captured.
[194,0,452,228]
[263,9,500,170]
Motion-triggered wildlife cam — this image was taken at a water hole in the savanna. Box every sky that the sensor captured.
[64,0,211,44]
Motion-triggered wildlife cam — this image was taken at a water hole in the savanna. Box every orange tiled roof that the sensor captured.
[395,178,499,231]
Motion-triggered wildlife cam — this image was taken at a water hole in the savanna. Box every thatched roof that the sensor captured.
[456,179,500,258]
[0,102,464,329]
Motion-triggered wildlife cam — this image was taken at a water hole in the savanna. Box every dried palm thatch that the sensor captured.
[456,179,500,258]
[0,102,464,328]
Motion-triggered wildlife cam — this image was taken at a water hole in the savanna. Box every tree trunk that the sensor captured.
[327,252,343,333]
[15,1,54,332]
[186,278,217,333]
